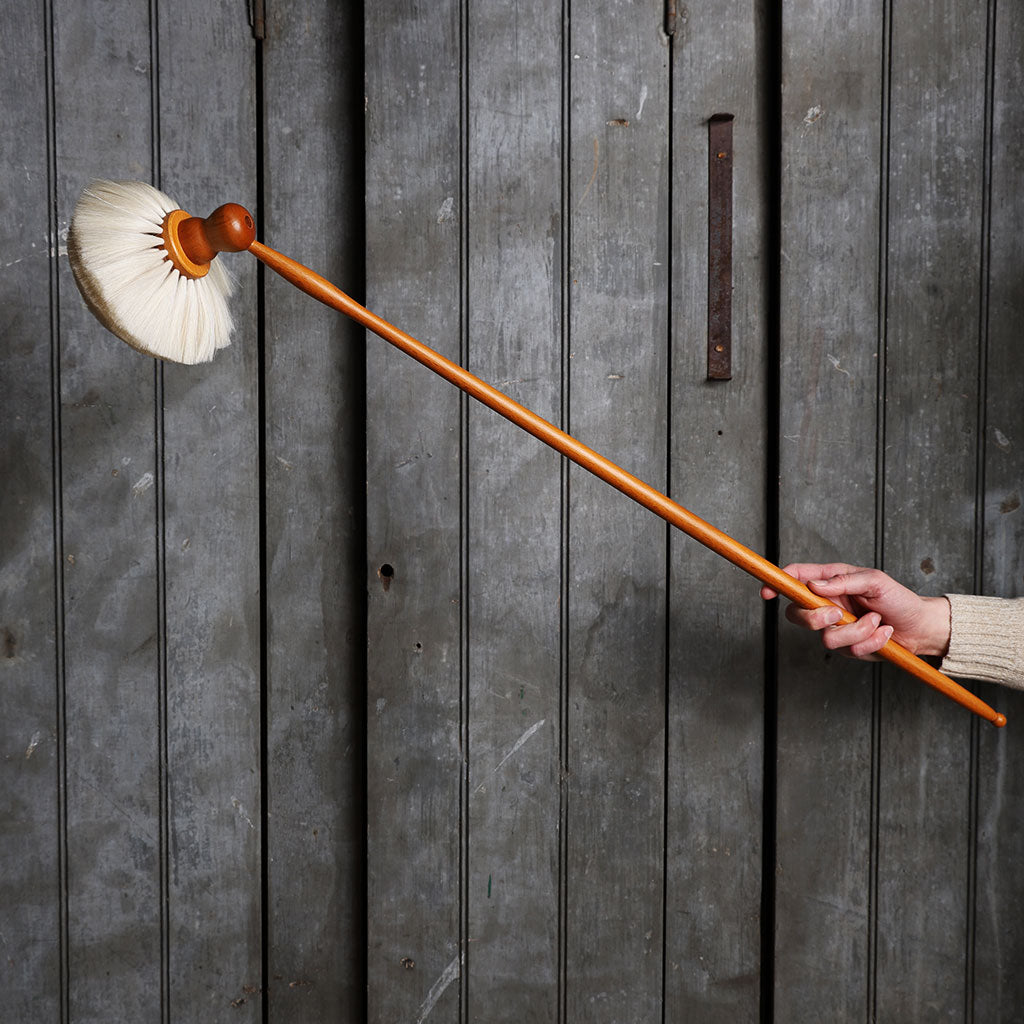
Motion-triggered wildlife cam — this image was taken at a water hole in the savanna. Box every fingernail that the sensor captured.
[824,607,843,625]
[882,625,894,642]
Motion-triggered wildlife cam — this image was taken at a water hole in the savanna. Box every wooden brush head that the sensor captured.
[162,204,257,278]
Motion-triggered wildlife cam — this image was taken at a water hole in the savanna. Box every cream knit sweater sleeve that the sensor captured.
[940,594,1024,690]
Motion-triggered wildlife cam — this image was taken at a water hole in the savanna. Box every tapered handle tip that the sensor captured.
[994,712,1007,728]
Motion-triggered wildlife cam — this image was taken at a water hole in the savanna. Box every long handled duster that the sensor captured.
[66,179,1007,728]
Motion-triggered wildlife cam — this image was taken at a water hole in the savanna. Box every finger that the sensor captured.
[779,562,865,583]
[785,602,846,631]
[846,624,894,659]
[806,568,890,600]
[819,612,883,652]
[777,563,838,583]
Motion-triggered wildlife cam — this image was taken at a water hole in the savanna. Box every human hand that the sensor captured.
[760,563,951,660]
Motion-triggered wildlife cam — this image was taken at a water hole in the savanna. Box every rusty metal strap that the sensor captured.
[708,113,734,381]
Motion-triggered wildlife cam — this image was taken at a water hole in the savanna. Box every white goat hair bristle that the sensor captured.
[68,180,235,364]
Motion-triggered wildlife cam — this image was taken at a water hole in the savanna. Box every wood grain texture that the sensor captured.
[364,2,465,1020]
[261,2,367,1019]
[776,0,884,1018]
[778,1,1024,1020]
[563,6,670,1020]
[3,1,264,1019]
[665,0,768,1016]
[0,3,61,1020]
[157,4,262,1018]
[973,7,1024,1017]
[464,0,563,1018]
[52,2,167,1018]
[874,2,988,1016]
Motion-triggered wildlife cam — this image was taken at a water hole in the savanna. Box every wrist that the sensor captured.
[917,596,952,657]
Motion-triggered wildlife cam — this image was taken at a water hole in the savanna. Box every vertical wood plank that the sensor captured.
[664,0,768,1015]
[564,5,669,1018]
[775,1,883,1017]
[261,2,366,1019]
[0,2,61,1017]
[968,4,1024,1020]
[365,2,465,1020]
[52,1,164,1017]
[977,0,1024,603]
[157,5,262,1017]
[464,1,563,1019]
[874,1,988,1015]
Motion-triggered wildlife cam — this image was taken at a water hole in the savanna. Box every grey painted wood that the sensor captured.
[979,0,1024,606]
[563,6,669,1020]
[665,0,768,1016]
[874,3,989,1016]
[53,2,167,1017]
[464,1,563,1019]
[3,1,265,1019]
[364,2,465,1020]
[158,5,262,1018]
[974,8,1024,1017]
[778,2,1024,1022]
[776,1,882,1017]
[365,1,767,1020]
[261,3,366,1019]
[0,4,61,1020]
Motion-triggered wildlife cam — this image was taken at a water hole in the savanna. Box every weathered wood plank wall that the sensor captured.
[366,0,1024,1022]
[364,0,768,1020]
[363,3,466,1020]
[466,0,564,1015]
[1,2,364,1021]
[666,1,769,1014]
[775,1,883,1015]
[261,2,366,1018]
[564,9,671,1020]
[777,1,1024,1021]
[974,9,1024,1019]
[2,0,1022,1022]
[3,2,63,1019]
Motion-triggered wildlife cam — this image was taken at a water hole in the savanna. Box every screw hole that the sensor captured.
[378,563,395,592]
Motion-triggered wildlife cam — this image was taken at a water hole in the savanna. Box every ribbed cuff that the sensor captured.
[940,594,1024,690]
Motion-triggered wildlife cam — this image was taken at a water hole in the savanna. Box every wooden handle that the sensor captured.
[248,239,1007,729]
